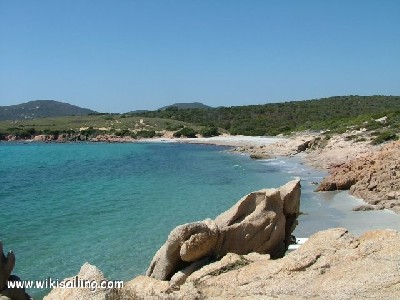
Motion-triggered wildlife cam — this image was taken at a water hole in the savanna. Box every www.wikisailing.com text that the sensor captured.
[8,277,124,292]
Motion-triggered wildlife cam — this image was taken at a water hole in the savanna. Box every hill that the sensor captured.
[138,95,400,136]
[0,100,96,121]
[158,102,212,111]
[1,95,399,143]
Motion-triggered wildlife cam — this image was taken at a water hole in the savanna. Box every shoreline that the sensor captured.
[3,132,398,214]
[40,141,400,299]
[174,133,400,215]
[3,134,400,300]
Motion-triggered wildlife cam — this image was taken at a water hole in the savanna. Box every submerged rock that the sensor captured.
[146,179,301,283]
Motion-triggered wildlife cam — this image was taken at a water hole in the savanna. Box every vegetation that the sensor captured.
[1,96,400,144]
[0,115,189,139]
[371,131,398,145]
[136,95,400,136]
[200,127,220,137]
[135,130,157,138]
[157,102,212,111]
[0,100,95,121]
[173,127,197,138]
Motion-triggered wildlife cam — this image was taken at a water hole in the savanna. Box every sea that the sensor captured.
[1,141,400,298]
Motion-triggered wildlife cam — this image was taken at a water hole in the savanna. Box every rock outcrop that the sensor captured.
[146,179,301,284]
[123,228,400,300]
[44,263,118,300]
[0,242,30,300]
[317,140,400,213]
[304,131,377,169]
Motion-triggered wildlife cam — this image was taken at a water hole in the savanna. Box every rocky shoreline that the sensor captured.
[317,140,400,213]
[2,131,399,214]
[1,134,399,299]
[226,132,399,214]
[40,180,399,299]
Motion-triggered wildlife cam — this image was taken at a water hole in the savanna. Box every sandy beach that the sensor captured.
[138,134,288,147]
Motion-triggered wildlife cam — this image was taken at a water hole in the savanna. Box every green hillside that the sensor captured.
[0,114,192,139]
[0,100,96,121]
[0,96,399,143]
[136,95,400,136]
[157,102,212,111]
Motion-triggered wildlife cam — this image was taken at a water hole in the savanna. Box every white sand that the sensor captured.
[139,135,287,147]
[181,135,288,147]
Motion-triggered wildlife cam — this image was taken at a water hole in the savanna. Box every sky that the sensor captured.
[1,1,399,113]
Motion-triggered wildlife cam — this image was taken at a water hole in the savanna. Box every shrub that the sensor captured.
[166,123,184,131]
[16,128,36,139]
[41,129,60,138]
[365,120,385,131]
[173,127,197,138]
[80,127,98,137]
[371,131,398,145]
[344,135,357,141]
[200,127,220,137]
[136,130,156,138]
[115,129,131,137]
[355,137,367,142]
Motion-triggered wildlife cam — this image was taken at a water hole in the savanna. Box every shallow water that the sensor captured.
[264,157,400,237]
[0,142,399,298]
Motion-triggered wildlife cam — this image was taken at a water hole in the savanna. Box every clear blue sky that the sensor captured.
[1,1,399,113]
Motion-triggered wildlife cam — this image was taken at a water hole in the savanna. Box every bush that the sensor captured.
[344,135,357,141]
[371,131,398,145]
[135,130,156,138]
[41,129,60,138]
[173,127,197,138]
[200,127,220,137]
[115,129,131,137]
[365,120,385,131]
[16,128,36,139]
[355,137,367,142]
[80,127,98,137]
[166,123,184,131]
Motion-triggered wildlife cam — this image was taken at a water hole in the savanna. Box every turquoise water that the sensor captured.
[0,142,294,295]
[1,142,400,298]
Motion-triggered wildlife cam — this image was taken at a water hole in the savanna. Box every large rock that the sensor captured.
[146,219,219,281]
[125,228,400,300]
[46,227,400,299]
[317,140,400,213]
[0,242,30,300]
[146,179,301,283]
